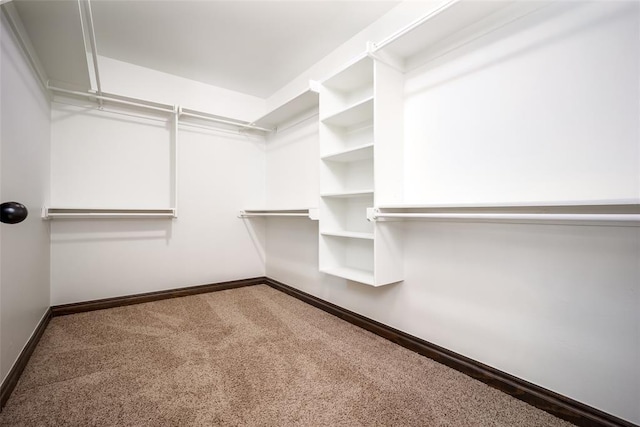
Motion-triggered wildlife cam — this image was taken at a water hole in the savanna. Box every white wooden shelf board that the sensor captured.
[321,266,375,286]
[320,231,374,240]
[321,97,373,128]
[378,199,640,209]
[322,55,373,92]
[321,143,374,162]
[251,89,319,130]
[321,190,374,198]
[373,0,548,71]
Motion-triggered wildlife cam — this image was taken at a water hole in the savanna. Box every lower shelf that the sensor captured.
[321,266,375,286]
[320,230,374,240]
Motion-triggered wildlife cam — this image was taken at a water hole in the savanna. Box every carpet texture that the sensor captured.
[0,285,573,426]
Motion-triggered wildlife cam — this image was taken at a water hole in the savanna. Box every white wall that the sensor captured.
[0,12,51,385]
[403,1,639,204]
[266,219,640,423]
[50,102,171,208]
[264,1,640,424]
[49,103,266,304]
[265,113,319,209]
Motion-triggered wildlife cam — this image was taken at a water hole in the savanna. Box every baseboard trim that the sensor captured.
[51,277,266,316]
[0,307,52,410]
[264,277,637,427]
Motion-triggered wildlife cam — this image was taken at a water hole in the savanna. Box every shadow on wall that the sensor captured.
[266,113,319,151]
[179,123,266,151]
[0,23,49,116]
[49,219,173,244]
[404,1,629,98]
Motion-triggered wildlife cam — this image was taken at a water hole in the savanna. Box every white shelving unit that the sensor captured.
[318,54,404,287]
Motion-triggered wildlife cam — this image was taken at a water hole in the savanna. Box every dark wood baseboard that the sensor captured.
[0,308,52,410]
[51,277,266,316]
[265,278,637,427]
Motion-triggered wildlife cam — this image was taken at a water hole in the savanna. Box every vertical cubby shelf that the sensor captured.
[319,55,404,287]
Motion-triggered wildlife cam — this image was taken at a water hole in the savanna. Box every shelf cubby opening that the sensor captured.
[321,142,374,163]
[321,96,373,128]
[320,195,373,235]
[321,157,373,195]
[319,234,374,285]
[320,120,373,155]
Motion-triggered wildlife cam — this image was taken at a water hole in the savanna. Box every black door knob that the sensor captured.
[1,202,28,224]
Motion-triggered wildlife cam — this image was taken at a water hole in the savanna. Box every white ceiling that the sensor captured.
[12,0,400,98]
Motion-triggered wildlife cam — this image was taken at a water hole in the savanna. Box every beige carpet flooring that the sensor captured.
[0,284,573,426]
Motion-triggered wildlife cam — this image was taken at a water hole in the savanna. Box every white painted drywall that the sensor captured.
[264,1,640,424]
[0,12,51,385]
[98,56,266,122]
[266,220,640,424]
[403,1,639,204]
[265,113,319,209]
[50,112,266,304]
[50,102,171,208]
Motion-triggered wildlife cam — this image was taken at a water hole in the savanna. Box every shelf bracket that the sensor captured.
[367,207,378,222]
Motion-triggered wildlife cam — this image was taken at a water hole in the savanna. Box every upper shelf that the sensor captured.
[322,55,373,93]
[251,87,319,132]
[372,0,550,72]
[321,97,374,128]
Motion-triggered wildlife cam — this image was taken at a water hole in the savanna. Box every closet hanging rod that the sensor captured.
[370,211,640,224]
[48,86,273,132]
[83,0,102,98]
[239,213,309,217]
[48,85,176,114]
[180,110,273,133]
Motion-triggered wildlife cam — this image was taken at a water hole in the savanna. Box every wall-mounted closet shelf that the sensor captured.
[321,143,374,162]
[320,97,374,127]
[321,267,375,286]
[322,53,373,92]
[239,209,319,220]
[179,108,272,132]
[321,190,374,199]
[370,202,640,226]
[251,86,319,132]
[48,86,271,133]
[320,231,374,240]
[377,199,640,209]
[370,0,549,72]
[42,207,177,219]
